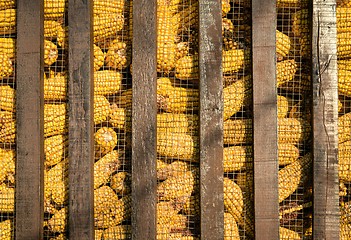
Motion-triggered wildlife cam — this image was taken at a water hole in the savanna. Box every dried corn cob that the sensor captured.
[44,103,67,137]
[280,227,301,239]
[157,113,198,135]
[94,44,105,71]
[279,71,311,94]
[44,40,58,66]
[223,177,244,224]
[44,74,67,100]
[94,95,111,125]
[109,105,130,130]
[44,20,66,47]
[337,32,351,58]
[94,70,123,95]
[47,207,67,233]
[103,225,132,239]
[0,148,15,182]
[0,121,15,143]
[157,132,198,161]
[0,9,15,35]
[44,0,66,20]
[173,2,198,34]
[0,110,13,124]
[94,0,124,15]
[338,0,351,7]
[0,38,15,59]
[157,170,197,201]
[339,141,351,182]
[94,14,124,43]
[292,9,309,37]
[224,212,240,240]
[277,59,297,87]
[341,201,351,224]
[175,49,246,80]
[341,223,351,240]
[0,220,12,240]
[110,171,131,195]
[94,187,131,228]
[94,150,120,189]
[276,30,291,60]
[279,153,312,203]
[157,160,190,180]
[339,112,351,144]
[105,40,131,70]
[278,95,289,118]
[338,69,351,97]
[45,160,68,205]
[0,85,14,112]
[277,0,308,8]
[95,127,118,157]
[0,184,14,212]
[180,195,199,216]
[0,0,14,10]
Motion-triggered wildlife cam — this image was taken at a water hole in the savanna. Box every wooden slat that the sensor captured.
[198,0,224,239]
[251,0,279,239]
[67,0,94,239]
[131,0,157,239]
[311,1,340,239]
[15,0,44,239]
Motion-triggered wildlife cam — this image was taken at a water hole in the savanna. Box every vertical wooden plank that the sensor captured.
[198,0,224,239]
[311,1,340,239]
[68,0,94,239]
[131,0,157,238]
[15,0,44,239]
[251,0,279,239]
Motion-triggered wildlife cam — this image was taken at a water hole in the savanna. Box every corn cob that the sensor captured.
[337,8,351,32]
[222,0,231,16]
[276,30,291,60]
[94,150,120,189]
[173,2,198,34]
[339,141,351,182]
[0,121,15,143]
[45,160,67,205]
[0,148,15,182]
[279,153,312,203]
[339,112,351,143]
[337,32,351,58]
[47,207,67,233]
[341,201,351,224]
[0,110,13,124]
[94,0,124,15]
[0,184,14,212]
[105,40,131,70]
[157,132,198,161]
[44,20,66,47]
[279,72,311,94]
[44,0,66,20]
[44,40,58,66]
[110,171,131,195]
[292,9,309,37]
[157,170,197,201]
[277,0,308,8]
[44,103,67,137]
[103,225,132,240]
[94,187,131,228]
[157,160,190,180]
[93,14,124,43]
[277,59,297,87]
[0,0,14,10]
[0,85,14,112]
[0,220,12,240]
[157,113,198,135]
[94,70,123,95]
[95,127,118,157]
[278,95,289,118]
[44,74,67,100]
[94,44,105,71]
[176,42,190,60]
[180,194,199,216]
[224,212,240,240]
[338,0,351,7]
[223,177,244,224]
[0,9,15,35]
[338,69,351,97]
[0,38,15,59]
[280,227,301,239]
[175,49,246,80]
[341,223,351,240]
[94,95,111,125]
[109,105,131,130]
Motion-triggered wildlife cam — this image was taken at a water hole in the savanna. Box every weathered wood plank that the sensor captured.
[68,0,94,239]
[15,0,44,239]
[311,1,340,239]
[131,0,157,238]
[198,0,224,239]
[251,0,279,239]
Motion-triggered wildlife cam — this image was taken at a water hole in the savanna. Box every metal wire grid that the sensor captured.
[277,1,313,239]
[223,0,252,239]
[42,0,68,239]
[91,0,132,238]
[337,1,351,239]
[155,0,200,239]
[0,0,16,239]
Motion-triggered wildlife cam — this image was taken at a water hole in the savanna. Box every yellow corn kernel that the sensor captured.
[44,40,58,66]
[47,207,67,233]
[95,127,118,157]
[94,44,105,71]
[223,177,243,224]
[45,160,68,205]
[105,40,131,70]
[44,0,67,20]
[0,219,12,240]
[94,150,120,189]
[0,85,14,112]
[0,9,16,35]
[0,184,14,212]
[0,0,14,10]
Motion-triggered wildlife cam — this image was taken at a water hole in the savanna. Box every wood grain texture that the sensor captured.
[198,0,224,239]
[131,0,157,239]
[68,0,94,239]
[311,1,340,239]
[15,0,44,239]
[251,0,279,239]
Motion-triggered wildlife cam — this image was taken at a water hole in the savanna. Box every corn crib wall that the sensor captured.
[0,0,348,239]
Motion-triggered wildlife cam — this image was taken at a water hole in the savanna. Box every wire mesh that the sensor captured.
[337,1,351,240]
[276,0,313,239]
[155,0,201,239]
[223,0,252,239]
[92,0,132,238]
[42,0,69,239]
[0,0,16,239]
